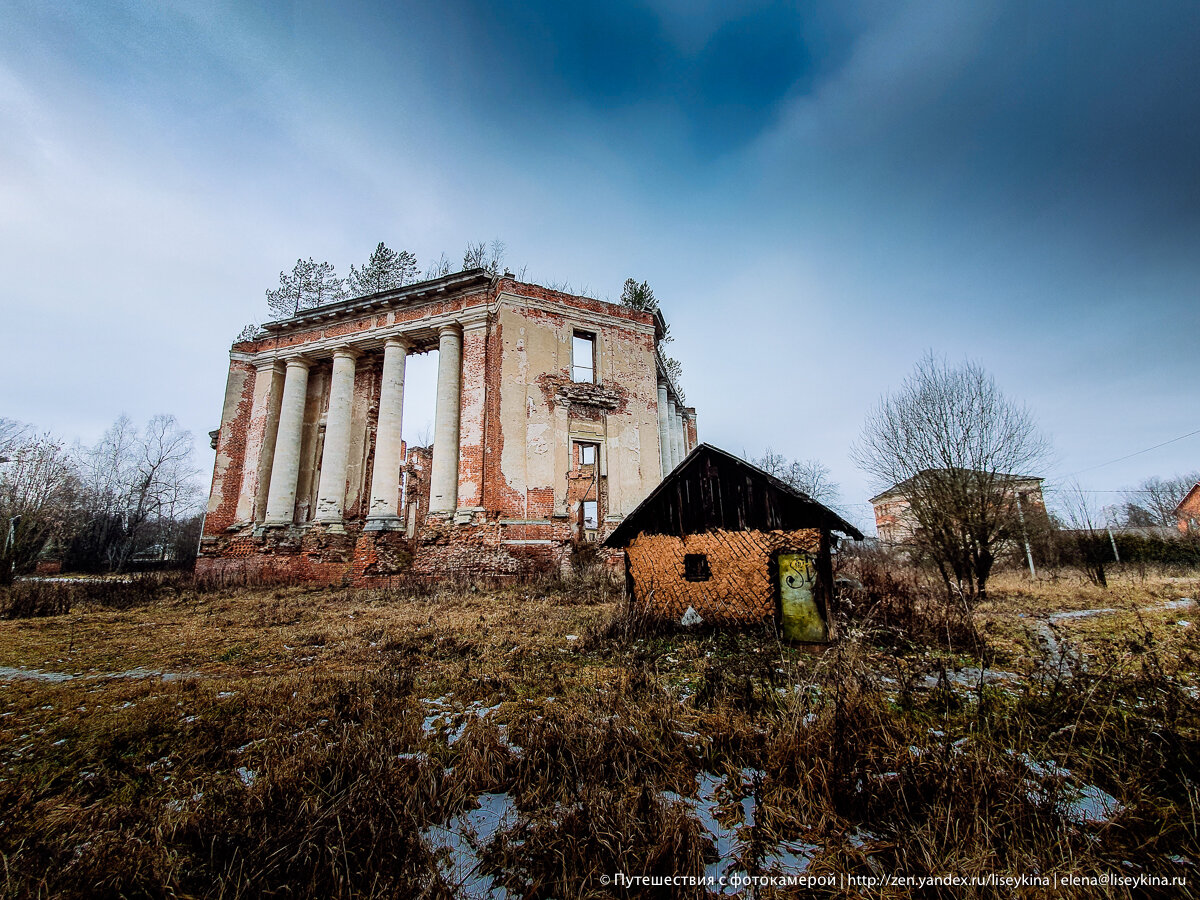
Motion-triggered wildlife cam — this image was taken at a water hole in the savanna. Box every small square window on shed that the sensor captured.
[572,332,596,383]
[684,553,711,581]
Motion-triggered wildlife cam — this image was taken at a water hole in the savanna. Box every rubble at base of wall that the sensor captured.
[195,518,621,584]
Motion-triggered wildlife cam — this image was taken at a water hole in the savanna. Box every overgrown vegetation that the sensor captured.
[0,563,1196,897]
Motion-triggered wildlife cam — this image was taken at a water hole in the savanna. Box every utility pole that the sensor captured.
[4,515,20,582]
[1104,505,1121,563]
[1016,494,1036,578]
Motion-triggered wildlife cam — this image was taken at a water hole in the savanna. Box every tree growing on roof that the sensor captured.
[348,242,419,296]
[462,239,505,275]
[266,258,347,320]
[621,277,672,345]
[852,353,1049,601]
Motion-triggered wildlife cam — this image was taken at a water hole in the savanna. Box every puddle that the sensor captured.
[1014,752,1124,825]
[661,770,816,891]
[1059,784,1123,825]
[423,792,518,899]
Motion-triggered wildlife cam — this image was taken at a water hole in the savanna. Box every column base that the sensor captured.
[363,516,404,532]
[315,520,345,533]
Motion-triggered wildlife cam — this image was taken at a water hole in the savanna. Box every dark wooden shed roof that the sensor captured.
[605,443,864,548]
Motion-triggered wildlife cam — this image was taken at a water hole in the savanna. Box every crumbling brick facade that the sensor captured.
[198,269,698,582]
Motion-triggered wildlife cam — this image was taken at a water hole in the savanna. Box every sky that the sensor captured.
[2,0,1198,531]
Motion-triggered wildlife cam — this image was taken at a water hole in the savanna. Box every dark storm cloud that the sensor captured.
[812,2,1200,234]
[417,0,836,154]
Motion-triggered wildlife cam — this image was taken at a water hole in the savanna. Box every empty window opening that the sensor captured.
[572,332,595,383]
[577,442,597,466]
[684,553,711,581]
[582,500,599,530]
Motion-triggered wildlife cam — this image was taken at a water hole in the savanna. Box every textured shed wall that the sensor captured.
[626,528,821,624]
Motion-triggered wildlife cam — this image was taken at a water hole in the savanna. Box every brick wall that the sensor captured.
[626,529,822,624]
[203,359,256,535]
[202,277,667,581]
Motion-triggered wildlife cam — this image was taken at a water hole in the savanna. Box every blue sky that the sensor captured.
[2,1,1198,529]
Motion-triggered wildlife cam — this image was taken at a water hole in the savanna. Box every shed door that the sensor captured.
[777,552,828,642]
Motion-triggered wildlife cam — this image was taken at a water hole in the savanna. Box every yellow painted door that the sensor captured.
[777,552,827,642]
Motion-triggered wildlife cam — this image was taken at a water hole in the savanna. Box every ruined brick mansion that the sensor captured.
[198,269,697,580]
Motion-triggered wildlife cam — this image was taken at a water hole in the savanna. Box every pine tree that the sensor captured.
[266,258,347,319]
[348,242,419,297]
[622,277,672,344]
[619,278,656,311]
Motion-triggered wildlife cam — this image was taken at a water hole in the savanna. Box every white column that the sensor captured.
[673,409,685,466]
[235,360,285,524]
[263,356,311,526]
[428,324,462,515]
[366,338,408,528]
[666,397,680,468]
[657,382,671,477]
[314,348,359,527]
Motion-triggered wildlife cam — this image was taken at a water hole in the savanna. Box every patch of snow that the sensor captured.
[0,667,75,682]
[680,606,704,627]
[760,840,817,875]
[236,766,257,787]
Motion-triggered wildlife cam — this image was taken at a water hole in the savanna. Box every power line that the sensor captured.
[1067,427,1200,477]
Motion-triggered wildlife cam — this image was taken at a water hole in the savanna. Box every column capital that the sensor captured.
[331,346,361,361]
[282,354,312,369]
[437,322,463,338]
[255,359,287,374]
[383,336,412,351]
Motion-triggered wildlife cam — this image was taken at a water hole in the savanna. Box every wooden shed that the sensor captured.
[605,444,863,641]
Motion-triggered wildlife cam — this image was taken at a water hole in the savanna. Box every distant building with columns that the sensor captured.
[197,269,697,580]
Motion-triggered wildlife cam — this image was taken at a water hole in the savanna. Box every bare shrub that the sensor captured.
[839,544,983,653]
[0,579,75,618]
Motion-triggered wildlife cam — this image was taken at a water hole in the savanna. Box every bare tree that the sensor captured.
[75,415,201,571]
[0,418,29,461]
[424,252,453,280]
[0,431,78,583]
[1057,482,1119,587]
[461,239,505,275]
[1122,472,1200,527]
[852,354,1050,601]
[753,448,841,506]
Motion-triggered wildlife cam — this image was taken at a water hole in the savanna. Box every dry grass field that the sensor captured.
[0,563,1197,898]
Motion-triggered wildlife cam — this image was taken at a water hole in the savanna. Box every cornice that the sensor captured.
[246,305,490,366]
[260,269,494,334]
[495,291,656,337]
